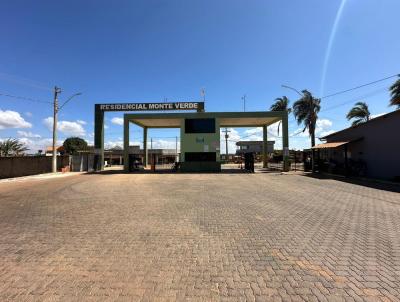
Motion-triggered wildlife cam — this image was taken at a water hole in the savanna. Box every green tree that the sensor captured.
[270,96,291,135]
[63,137,88,155]
[0,138,29,157]
[389,76,400,108]
[292,90,321,172]
[346,102,370,126]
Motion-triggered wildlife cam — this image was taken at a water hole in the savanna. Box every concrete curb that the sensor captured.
[0,172,85,184]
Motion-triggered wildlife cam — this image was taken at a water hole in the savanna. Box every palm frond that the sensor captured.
[346,102,370,124]
[292,90,320,141]
[389,78,400,107]
[270,96,291,112]
[0,138,29,157]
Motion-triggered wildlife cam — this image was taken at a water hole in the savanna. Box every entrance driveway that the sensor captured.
[0,172,399,301]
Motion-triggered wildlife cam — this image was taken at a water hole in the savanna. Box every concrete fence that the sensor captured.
[0,156,70,179]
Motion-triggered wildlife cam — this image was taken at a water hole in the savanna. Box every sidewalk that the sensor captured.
[0,172,84,184]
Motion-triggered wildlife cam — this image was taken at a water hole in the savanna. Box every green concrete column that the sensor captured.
[263,125,268,168]
[143,127,148,167]
[94,105,104,171]
[282,111,290,172]
[123,116,129,171]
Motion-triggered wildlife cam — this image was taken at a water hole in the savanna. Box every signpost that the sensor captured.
[94,101,204,170]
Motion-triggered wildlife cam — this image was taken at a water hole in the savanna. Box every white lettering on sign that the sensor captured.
[98,102,203,112]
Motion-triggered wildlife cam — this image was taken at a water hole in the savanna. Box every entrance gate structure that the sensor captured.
[94,102,289,172]
[123,111,289,172]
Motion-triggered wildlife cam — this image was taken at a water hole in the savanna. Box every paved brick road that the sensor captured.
[0,172,400,301]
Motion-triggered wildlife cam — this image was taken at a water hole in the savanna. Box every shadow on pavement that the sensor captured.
[84,168,254,175]
[304,173,400,193]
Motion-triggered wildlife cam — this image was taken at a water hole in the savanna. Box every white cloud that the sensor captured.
[243,122,282,139]
[267,122,281,139]
[315,119,334,137]
[316,119,333,130]
[43,117,53,129]
[218,123,286,154]
[111,117,124,126]
[25,112,32,117]
[316,119,335,141]
[17,131,41,138]
[0,109,32,129]
[150,139,180,150]
[243,122,282,145]
[105,140,123,149]
[287,119,335,148]
[105,140,142,149]
[17,137,63,154]
[220,128,241,155]
[76,120,87,125]
[371,113,386,119]
[43,117,86,137]
[244,128,262,136]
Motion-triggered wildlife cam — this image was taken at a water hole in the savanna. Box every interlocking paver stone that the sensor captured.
[0,172,400,301]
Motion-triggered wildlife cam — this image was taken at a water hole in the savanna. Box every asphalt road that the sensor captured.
[1,172,400,301]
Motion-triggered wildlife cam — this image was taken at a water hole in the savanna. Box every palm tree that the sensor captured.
[389,76,400,108]
[346,102,370,126]
[270,96,291,112]
[0,138,29,157]
[270,96,291,135]
[292,90,321,172]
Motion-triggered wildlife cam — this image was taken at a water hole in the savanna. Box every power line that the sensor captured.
[320,73,399,99]
[149,136,181,139]
[321,86,388,113]
[0,72,52,92]
[0,92,52,104]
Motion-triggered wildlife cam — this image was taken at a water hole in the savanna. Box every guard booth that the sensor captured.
[94,102,289,173]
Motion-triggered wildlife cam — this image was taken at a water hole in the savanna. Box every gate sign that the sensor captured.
[96,102,204,112]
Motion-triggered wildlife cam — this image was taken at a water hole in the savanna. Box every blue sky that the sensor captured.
[0,0,399,153]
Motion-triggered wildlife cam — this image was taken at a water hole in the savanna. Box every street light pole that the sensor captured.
[281,85,303,97]
[52,88,82,173]
[52,86,61,173]
[241,94,246,112]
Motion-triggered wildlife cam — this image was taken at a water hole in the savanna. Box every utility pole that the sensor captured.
[241,94,246,112]
[52,86,62,173]
[223,128,231,162]
[201,88,206,102]
[50,88,81,173]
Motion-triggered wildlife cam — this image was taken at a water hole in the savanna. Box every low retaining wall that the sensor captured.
[71,154,95,172]
[0,156,70,179]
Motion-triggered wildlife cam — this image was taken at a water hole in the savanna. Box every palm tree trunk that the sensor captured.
[311,132,316,173]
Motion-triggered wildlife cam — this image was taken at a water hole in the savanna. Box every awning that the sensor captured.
[312,141,349,149]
